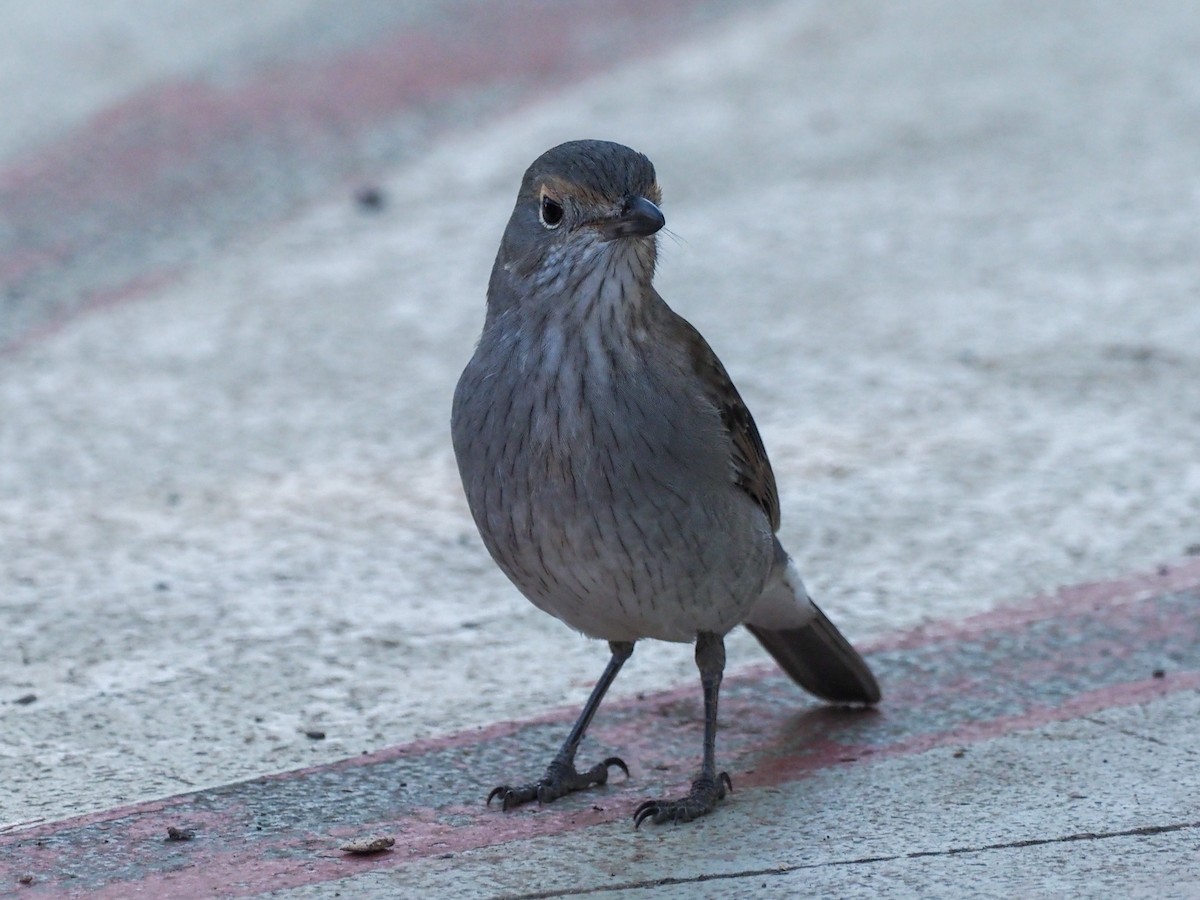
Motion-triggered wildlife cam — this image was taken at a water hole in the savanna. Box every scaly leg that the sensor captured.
[634,631,731,827]
[488,641,634,810]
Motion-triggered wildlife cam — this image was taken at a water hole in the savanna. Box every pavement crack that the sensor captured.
[501,821,1200,899]
[1082,715,1197,756]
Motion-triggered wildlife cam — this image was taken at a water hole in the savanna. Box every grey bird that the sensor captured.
[451,140,880,826]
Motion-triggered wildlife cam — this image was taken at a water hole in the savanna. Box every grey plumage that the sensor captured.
[451,139,879,825]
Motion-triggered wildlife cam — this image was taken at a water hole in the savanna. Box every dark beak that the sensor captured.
[601,195,665,240]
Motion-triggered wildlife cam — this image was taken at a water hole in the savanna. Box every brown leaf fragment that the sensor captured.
[340,836,395,855]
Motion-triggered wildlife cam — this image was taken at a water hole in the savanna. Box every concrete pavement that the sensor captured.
[3,564,1198,895]
[3,0,1200,895]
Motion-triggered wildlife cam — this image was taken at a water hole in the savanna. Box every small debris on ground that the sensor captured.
[1152,669,1166,679]
[354,186,385,211]
[166,826,196,841]
[18,874,34,885]
[340,836,395,855]
[304,729,326,740]
[14,694,37,705]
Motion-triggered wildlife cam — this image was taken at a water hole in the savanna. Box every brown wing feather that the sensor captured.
[673,312,781,531]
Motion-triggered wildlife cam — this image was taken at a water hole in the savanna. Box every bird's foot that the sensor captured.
[633,771,732,827]
[487,756,628,810]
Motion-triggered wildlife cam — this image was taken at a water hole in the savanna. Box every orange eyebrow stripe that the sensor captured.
[537,176,607,207]
[534,176,662,208]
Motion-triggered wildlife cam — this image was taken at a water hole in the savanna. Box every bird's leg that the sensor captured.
[488,640,634,810]
[634,631,732,827]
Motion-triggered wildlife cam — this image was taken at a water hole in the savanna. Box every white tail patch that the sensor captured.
[745,557,819,631]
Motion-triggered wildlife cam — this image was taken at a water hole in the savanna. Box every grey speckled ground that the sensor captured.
[2,0,1199,894]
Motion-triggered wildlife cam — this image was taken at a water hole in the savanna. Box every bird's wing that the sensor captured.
[673,310,781,531]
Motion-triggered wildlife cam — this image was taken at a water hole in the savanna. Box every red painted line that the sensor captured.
[7,269,184,353]
[871,557,1200,652]
[743,672,1200,790]
[2,561,1197,896]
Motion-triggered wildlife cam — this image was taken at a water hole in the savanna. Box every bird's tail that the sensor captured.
[744,554,881,705]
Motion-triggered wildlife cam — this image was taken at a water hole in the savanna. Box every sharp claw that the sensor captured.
[486,786,508,807]
[602,756,630,779]
[632,773,731,828]
[632,800,659,829]
[487,786,525,810]
[488,755,627,811]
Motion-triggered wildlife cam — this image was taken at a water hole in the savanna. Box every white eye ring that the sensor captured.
[539,195,564,229]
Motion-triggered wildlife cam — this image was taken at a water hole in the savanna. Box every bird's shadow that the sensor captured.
[721,698,887,788]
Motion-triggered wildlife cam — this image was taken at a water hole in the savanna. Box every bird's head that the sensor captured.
[491,140,665,299]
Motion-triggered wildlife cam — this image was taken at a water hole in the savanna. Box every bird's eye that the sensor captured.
[539,196,564,229]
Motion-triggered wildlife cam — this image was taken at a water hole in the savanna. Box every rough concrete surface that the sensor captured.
[268,695,1200,900]
[3,569,1196,895]
[1,0,1199,896]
